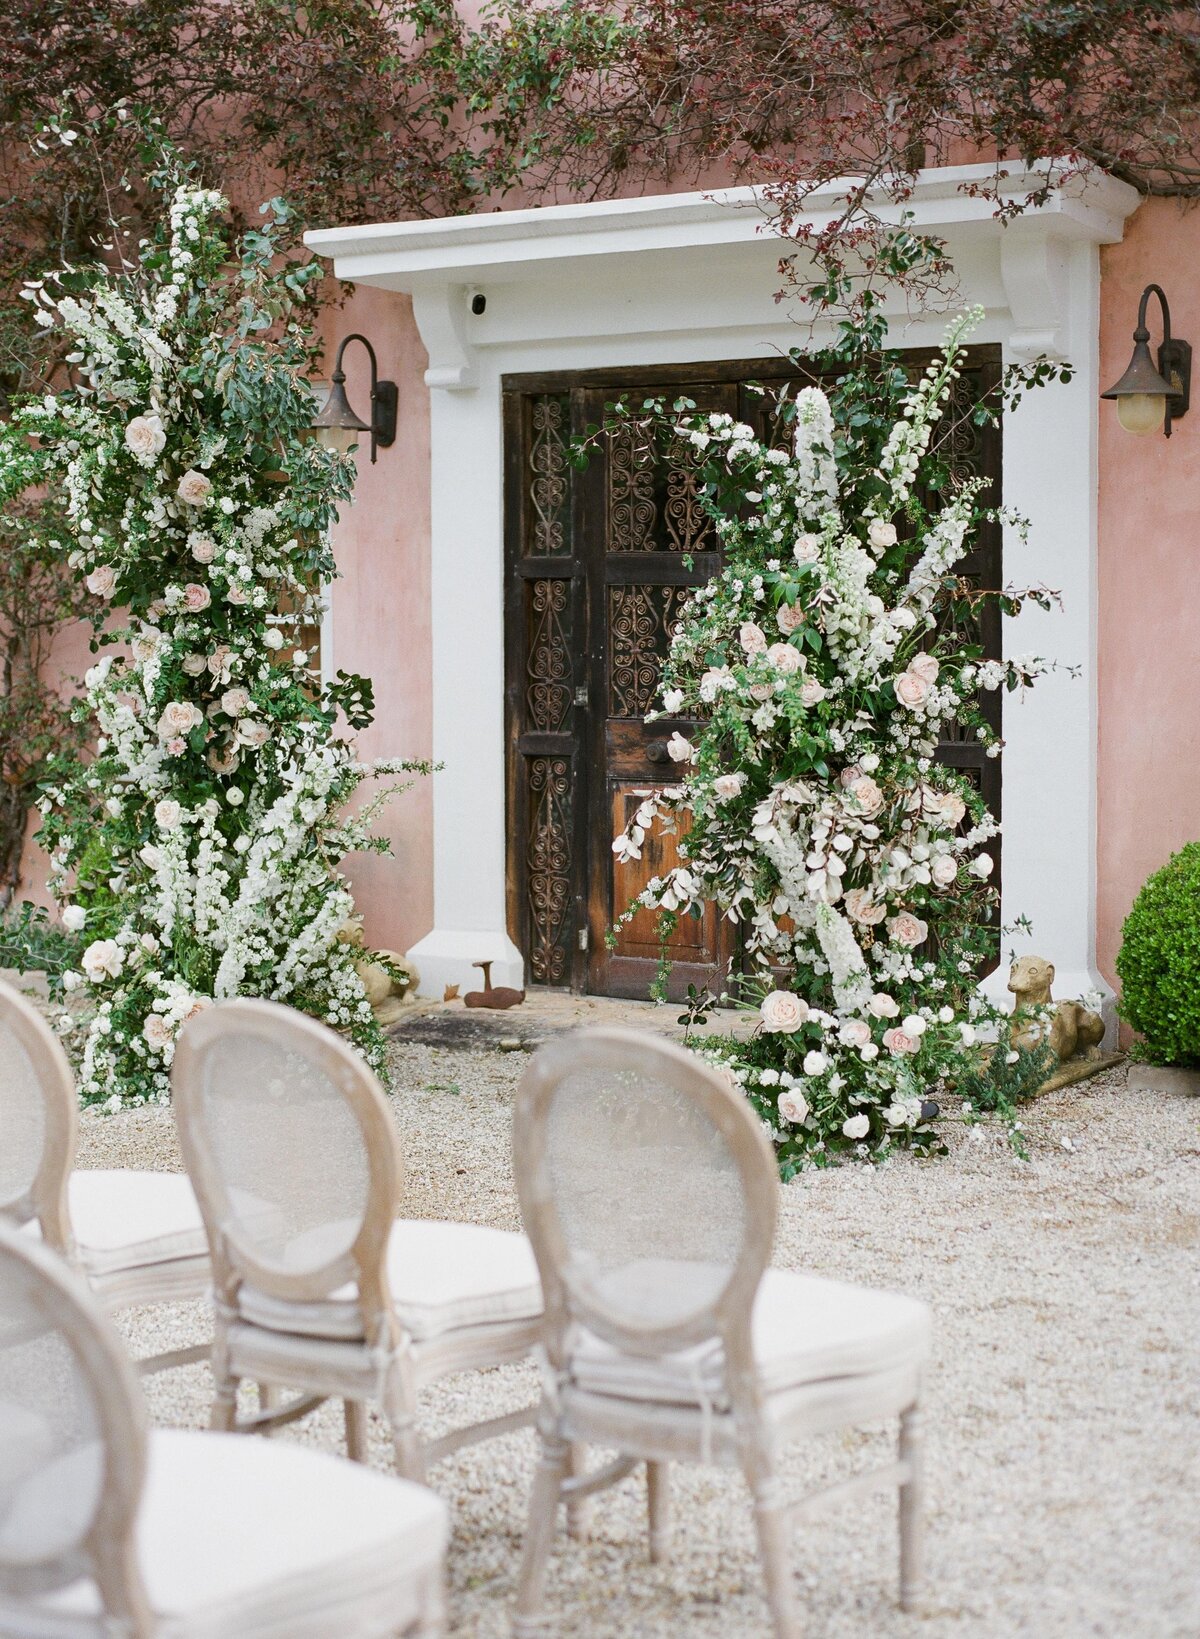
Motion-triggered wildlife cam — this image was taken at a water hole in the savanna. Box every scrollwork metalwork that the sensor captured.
[609,584,689,718]
[529,395,570,555]
[526,578,572,732]
[527,757,572,985]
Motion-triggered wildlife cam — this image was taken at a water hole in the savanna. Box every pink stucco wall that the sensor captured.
[1096,198,1200,989]
[320,284,435,954]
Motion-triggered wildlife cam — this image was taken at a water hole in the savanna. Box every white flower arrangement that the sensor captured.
[611,312,1056,1167]
[0,176,431,1107]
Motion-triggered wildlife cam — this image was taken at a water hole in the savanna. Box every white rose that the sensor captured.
[154,800,182,830]
[895,670,931,709]
[867,518,897,550]
[61,970,81,992]
[85,565,117,598]
[938,1006,955,1024]
[868,992,900,1019]
[662,688,684,713]
[666,732,694,764]
[292,649,309,667]
[777,1090,809,1125]
[221,688,251,717]
[225,787,245,807]
[901,1014,927,1037]
[802,1050,828,1076]
[793,533,821,564]
[887,910,929,948]
[969,853,994,879]
[81,939,124,983]
[124,414,166,460]
[930,854,959,888]
[908,652,940,685]
[891,608,917,630]
[156,700,202,739]
[767,642,802,675]
[838,1018,872,1048]
[263,629,285,651]
[181,654,206,676]
[142,1013,173,1050]
[61,905,87,933]
[712,773,745,802]
[842,1114,870,1140]
[843,888,886,926]
[860,1042,880,1062]
[176,469,212,506]
[959,1023,977,1047]
[760,990,809,1033]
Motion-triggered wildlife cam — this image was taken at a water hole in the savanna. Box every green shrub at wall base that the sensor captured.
[1116,841,1200,1067]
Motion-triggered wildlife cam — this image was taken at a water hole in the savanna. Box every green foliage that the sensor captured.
[1117,842,1200,1067]
[0,902,78,979]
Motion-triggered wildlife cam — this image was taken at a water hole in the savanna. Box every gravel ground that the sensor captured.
[80,1037,1199,1639]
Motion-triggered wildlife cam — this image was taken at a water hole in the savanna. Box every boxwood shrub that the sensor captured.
[1117,842,1200,1066]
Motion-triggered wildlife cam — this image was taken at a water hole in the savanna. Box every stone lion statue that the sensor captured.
[336,917,420,1027]
[1007,955,1105,1063]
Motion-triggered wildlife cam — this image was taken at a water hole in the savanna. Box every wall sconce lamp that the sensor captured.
[310,333,397,462]
[1101,284,1191,438]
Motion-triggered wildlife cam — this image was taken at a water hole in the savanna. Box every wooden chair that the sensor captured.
[171,996,543,1474]
[0,1224,448,1639]
[511,1027,932,1639]
[0,980,210,1374]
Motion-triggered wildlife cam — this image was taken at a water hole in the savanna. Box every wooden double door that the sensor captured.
[503,356,1002,999]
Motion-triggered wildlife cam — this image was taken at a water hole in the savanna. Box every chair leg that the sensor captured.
[647,1461,671,1564]
[898,1402,925,1613]
[747,1471,800,1639]
[345,1399,368,1463]
[383,1356,426,1484]
[257,1381,279,1436]
[513,1430,571,1639]
[565,1441,590,1542]
[210,1330,239,1432]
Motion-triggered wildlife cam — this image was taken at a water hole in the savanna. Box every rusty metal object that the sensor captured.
[463,960,526,1011]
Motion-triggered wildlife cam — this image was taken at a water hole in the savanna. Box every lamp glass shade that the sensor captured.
[1115,392,1166,437]
[313,423,361,455]
[310,374,370,452]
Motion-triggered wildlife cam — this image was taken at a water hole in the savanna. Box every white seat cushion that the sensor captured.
[67,1171,209,1277]
[29,1429,446,1639]
[238,1219,542,1343]
[570,1267,930,1403]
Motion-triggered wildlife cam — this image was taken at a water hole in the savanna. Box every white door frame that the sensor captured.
[308,165,1141,1011]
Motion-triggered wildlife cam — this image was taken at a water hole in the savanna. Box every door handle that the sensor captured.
[646,738,672,764]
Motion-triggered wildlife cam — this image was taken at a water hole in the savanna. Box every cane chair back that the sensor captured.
[172,999,401,1317]
[514,1029,778,1361]
[0,983,76,1250]
[0,1226,148,1621]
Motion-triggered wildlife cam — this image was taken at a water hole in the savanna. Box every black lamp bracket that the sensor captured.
[1138,284,1191,437]
[331,333,398,463]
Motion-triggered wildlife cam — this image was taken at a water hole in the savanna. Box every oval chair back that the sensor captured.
[514,1027,778,1381]
[172,999,400,1330]
[0,1225,152,1633]
[0,982,76,1251]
